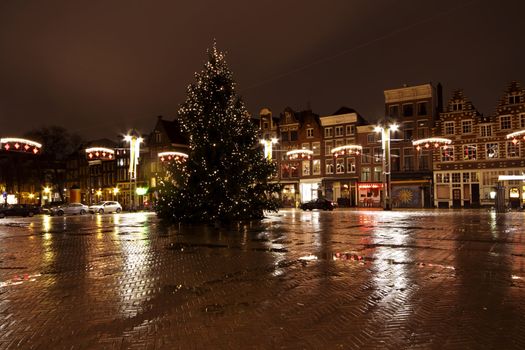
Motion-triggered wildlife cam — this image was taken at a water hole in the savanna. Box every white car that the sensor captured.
[50,203,88,216]
[89,201,122,214]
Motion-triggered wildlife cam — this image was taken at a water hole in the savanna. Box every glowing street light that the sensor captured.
[375,120,398,210]
[124,132,143,210]
[260,138,278,160]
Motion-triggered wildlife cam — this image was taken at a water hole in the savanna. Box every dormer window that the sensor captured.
[508,95,521,104]
[452,103,463,111]
[155,132,162,143]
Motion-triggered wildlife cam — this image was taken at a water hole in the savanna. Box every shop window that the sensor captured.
[452,173,461,183]
[463,172,470,183]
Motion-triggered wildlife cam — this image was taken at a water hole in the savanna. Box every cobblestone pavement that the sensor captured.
[0,209,524,349]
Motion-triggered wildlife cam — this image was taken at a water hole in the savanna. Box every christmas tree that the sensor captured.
[156,44,280,223]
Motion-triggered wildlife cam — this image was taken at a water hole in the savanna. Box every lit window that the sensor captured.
[312,160,321,175]
[336,158,345,174]
[347,158,356,173]
[486,143,498,159]
[312,142,320,156]
[463,145,477,160]
[325,159,334,174]
[302,160,310,176]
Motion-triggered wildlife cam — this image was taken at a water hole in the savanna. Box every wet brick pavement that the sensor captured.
[0,209,524,349]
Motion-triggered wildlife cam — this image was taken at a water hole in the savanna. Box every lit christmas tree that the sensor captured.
[156,44,280,223]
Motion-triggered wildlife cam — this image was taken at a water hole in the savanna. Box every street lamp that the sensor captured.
[124,132,143,211]
[260,138,278,160]
[375,121,398,210]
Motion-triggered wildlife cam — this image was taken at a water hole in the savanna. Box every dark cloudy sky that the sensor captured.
[1,0,524,140]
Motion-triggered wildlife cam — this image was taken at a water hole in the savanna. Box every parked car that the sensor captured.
[49,203,89,216]
[88,201,122,214]
[300,198,335,211]
[0,204,39,218]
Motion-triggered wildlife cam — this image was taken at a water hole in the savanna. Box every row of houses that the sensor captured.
[2,81,524,209]
[260,81,525,209]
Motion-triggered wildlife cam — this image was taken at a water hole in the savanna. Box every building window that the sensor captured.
[520,114,525,128]
[361,148,371,163]
[373,167,382,182]
[417,102,428,116]
[324,127,333,138]
[403,148,414,171]
[367,133,376,143]
[325,159,334,174]
[335,126,344,137]
[302,160,310,176]
[347,158,356,173]
[507,141,520,158]
[312,142,321,156]
[389,105,399,118]
[335,139,344,148]
[463,172,470,183]
[508,95,521,104]
[301,142,310,150]
[306,128,314,138]
[373,148,382,163]
[155,132,162,143]
[419,150,430,170]
[452,173,461,183]
[346,125,355,135]
[462,120,473,134]
[324,140,333,156]
[263,122,269,130]
[500,116,511,130]
[402,103,413,117]
[444,121,455,135]
[280,131,289,141]
[391,149,400,171]
[290,130,298,141]
[403,122,414,140]
[336,158,345,174]
[480,125,492,137]
[486,143,499,159]
[452,103,463,111]
[361,167,371,181]
[463,145,477,160]
[313,159,321,175]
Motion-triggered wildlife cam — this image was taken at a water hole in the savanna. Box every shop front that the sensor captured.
[322,178,358,207]
[280,182,299,207]
[299,178,323,203]
[357,183,382,207]
[391,180,432,208]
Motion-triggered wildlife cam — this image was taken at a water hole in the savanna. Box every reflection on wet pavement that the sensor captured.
[0,209,524,349]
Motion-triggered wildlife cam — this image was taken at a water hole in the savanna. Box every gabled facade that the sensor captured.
[433,82,525,208]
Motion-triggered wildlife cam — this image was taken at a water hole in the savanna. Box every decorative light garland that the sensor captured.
[85,147,115,160]
[0,137,42,154]
[331,144,362,157]
[412,137,452,151]
[286,149,313,160]
[158,151,189,162]
[506,129,525,144]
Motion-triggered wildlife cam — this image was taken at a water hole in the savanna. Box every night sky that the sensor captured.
[1,0,524,140]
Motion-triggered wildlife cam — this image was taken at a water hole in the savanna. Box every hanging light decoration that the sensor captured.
[412,137,452,151]
[85,147,115,160]
[286,149,313,160]
[331,144,362,157]
[0,137,42,154]
[158,151,189,163]
[506,129,525,144]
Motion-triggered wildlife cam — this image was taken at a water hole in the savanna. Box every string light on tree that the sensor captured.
[155,43,280,223]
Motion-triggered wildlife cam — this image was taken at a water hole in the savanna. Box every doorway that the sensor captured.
[452,189,461,208]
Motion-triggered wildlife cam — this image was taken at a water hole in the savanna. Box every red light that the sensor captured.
[24,144,30,150]
[14,143,20,149]
[4,144,10,150]
[33,148,38,154]
[512,138,518,145]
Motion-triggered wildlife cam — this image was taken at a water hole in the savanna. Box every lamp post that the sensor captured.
[124,132,143,211]
[260,138,278,160]
[375,121,398,210]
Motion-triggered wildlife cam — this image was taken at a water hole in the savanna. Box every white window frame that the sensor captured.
[347,157,356,173]
[324,140,333,156]
[461,120,473,134]
[306,128,314,138]
[325,159,334,174]
[444,121,455,135]
[500,115,511,130]
[486,143,499,159]
[324,127,333,138]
